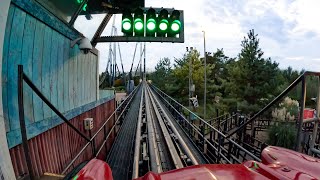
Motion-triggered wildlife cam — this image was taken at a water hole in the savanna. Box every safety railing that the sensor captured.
[18,65,140,179]
[149,84,261,164]
[225,72,320,154]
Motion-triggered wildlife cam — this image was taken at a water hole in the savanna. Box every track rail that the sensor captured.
[132,83,202,178]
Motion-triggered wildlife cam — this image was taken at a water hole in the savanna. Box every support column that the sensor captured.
[0,1,17,179]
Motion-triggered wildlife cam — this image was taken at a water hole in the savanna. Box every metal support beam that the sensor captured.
[296,75,307,151]
[92,14,113,47]
[96,36,184,43]
[309,76,320,155]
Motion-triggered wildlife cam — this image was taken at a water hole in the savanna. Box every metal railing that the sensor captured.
[149,84,261,164]
[18,65,140,179]
[225,71,320,153]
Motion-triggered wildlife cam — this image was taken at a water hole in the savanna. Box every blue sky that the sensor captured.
[75,0,320,73]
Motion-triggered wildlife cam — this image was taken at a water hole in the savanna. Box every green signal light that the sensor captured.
[134,18,143,31]
[171,20,181,32]
[159,19,168,31]
[122,18,132,31]
[82,4,87,11]
[147,19,156,31]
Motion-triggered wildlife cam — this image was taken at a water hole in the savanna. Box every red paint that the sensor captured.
[259,146,320,179]
[9,99,115,178]
[135,164,268,180]
[304,109,315,119]
[133,146,320,180]
[75,159,113,180]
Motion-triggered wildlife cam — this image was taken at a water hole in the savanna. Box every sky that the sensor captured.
[74,0,320,73]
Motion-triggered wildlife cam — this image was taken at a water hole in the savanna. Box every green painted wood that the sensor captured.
[85,54,90,103]
[3,4,101,148]
[42,26,53,120]
[21,14,36,125]
[63,38,70,111]
[2,5,15,132]
[32,21,45,122]
[49,30,59,118]
[69,46,76,110]
[56,33,64,112]
[7,8,26,130]
[12,0,80,40]
[74,47,80,108]
[76,49,82,107]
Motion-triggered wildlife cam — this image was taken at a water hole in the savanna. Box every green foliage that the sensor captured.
[224,29,281,113]
[148,29,305,117]
[267,122,297,149]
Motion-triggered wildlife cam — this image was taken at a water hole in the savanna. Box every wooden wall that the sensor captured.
[9,99,116,178]
[2,4,99,148]
[0,0,17,178]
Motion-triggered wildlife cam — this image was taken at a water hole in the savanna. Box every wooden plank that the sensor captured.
[80,53,85,106]
[7,8,26,130]
[42,26,53,120]
[12,0,79,40]
[73,47,78,108]
[73,47,79,108]
[92,56,99,101]
[85,54,90,104]
[63,37,70,112]
[2,5,15,132]
[56,33,64,113]
[91,54,96,102]
[77,49,82,107]
[68,46,75,110]
[21,14,36,125]
[32,20,45,122]
[50,30,59,118]
[89,55,93,103]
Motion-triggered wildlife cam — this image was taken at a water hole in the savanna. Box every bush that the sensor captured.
[267,122,296,149]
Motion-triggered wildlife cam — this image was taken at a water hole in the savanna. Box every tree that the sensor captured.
[225,29,281,113]
[149,57,172,91]
[169,49,214,107]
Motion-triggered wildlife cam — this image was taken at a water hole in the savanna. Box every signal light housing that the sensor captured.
[158,9,169,37]
[169,10,181,37]
[117,8,184,43]
[122,10,133,36]
[134,8,144,36]
[146,8,157,36]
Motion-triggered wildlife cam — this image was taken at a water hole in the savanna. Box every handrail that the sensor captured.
[21,68,90,142]
[18,64,141,178]
[226,72,306,138]
[62,83,141,174]
[150,84,261,162]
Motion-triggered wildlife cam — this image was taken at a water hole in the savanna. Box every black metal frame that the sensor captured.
[150,84,261,164]
[17,65,140,178]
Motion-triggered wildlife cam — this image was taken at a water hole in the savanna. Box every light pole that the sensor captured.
[203,31,207,120]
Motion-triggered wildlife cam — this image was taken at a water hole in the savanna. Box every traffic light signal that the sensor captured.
[118,8,184,43]
[122,10,133,36]
[158,9,169,37]
[146,8,157,36]
[169,10,181,37]
[134,8,144,36]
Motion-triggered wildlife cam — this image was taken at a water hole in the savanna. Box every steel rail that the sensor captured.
[150,84,261,162]
[147,85,199,165]
[132,85,145,178]
[145,86,163,172]
[146,86,184,169]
